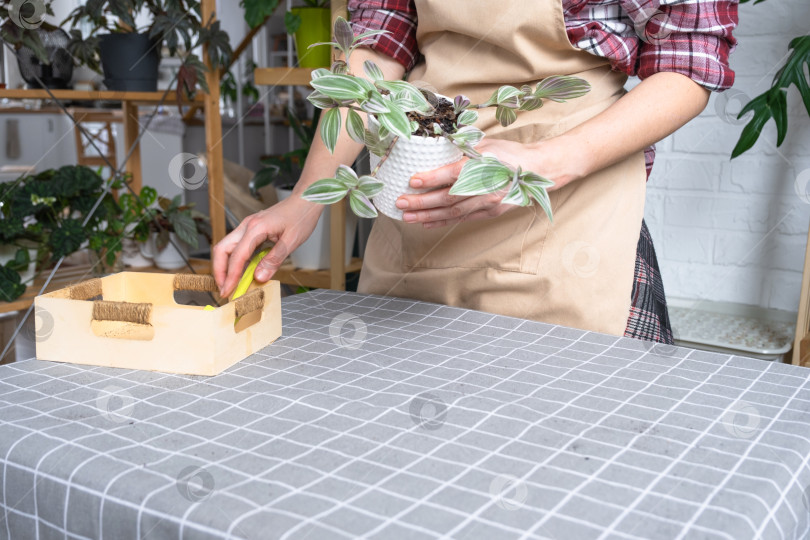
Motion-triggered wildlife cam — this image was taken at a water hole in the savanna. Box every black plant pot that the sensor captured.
[99,33,160,92]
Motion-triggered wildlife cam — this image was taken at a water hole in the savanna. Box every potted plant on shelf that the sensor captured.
[286,0,331,68]
[0,166,124,302]
[240,0,331,68]
[0,1,55,65]
[299,18,591,220]
[133,188,212,270]
[62,0,232,94]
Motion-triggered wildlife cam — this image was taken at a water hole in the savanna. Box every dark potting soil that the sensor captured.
[407,94,456,138]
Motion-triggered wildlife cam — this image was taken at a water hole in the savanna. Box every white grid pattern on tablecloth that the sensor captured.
[0,290,808,540]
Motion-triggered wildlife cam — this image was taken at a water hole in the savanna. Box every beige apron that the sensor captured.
[357,0,647,336]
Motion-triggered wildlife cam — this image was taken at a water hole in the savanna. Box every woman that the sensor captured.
[213,0,737,343]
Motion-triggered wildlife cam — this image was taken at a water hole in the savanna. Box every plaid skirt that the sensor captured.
[624,220,674,344]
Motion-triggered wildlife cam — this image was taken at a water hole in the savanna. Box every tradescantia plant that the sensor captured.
[300,17,591,220]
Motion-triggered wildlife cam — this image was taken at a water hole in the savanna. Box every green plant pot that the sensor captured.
[291,7,332,68]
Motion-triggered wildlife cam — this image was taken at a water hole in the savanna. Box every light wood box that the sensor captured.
[34,272,282,376]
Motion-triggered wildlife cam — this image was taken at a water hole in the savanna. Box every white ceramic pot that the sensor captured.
[369,111,464,220]
[276,187,358,270]
[139,232,189,270]
[0,244,37,283]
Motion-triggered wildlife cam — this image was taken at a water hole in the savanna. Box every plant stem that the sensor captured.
[370,136,399,177]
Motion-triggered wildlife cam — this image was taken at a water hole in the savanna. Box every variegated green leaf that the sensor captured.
[495,106,517,127]
[378,81,434,114]
[360,93,390,114]
[521,171,554,189]
[349,190,379,218]
[496,85,524,104]
[320,107,341,154]
[357,175,384,197]
[377,101,412,139]
[449,126,484,146]
[302,178,350,204]
[456,109,479,126]
[311,68,331,80]
[521,180,554,222]
[519,96,543,111]
[449,157,512,196]
[354,76,378,96]
[501,183,530,206]
[335,164,359,187]
[307,91,337,109]
[534,75,591,102]
[363,60,384,81]
[347,109,366,144]
[311,74,369,102]
[393,90,433,115]
[364,129,389,156]
[374,79,413,94]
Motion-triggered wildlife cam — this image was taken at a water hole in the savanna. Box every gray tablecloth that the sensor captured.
[1,290,809,539]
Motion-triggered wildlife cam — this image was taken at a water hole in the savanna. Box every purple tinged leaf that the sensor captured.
[334,17,354,52]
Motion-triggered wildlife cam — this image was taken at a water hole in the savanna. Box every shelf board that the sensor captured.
[0,89,204,105]
[254,67,315,87]
[273,258,363,289]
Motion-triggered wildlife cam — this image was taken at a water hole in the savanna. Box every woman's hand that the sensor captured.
[395,138,575,228]
[212,196,324,298]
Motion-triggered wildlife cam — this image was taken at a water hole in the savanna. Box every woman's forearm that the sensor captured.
[533,72,711,189]
[290,48,406,201]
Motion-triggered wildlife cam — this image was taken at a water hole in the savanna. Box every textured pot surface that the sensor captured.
[370,135,463,220]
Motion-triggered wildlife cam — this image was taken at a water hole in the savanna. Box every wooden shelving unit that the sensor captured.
[254,67,316,87]
[274,257,363,290]
[0,89,204,105]
[0,0,226,248]
[793,224,810,366]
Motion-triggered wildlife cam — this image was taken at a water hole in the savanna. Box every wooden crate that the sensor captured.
[34,273,281,376]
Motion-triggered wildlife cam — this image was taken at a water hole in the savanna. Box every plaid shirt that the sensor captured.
[348,0,738,176]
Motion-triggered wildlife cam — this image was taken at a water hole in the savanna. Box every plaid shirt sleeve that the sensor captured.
[566,0,738,92]
[347,0,419,71]
[625,0,738,91]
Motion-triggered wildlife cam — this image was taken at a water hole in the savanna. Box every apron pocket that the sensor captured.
[400,205,549,274]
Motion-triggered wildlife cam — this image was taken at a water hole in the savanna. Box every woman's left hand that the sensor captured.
[395,138,565,228]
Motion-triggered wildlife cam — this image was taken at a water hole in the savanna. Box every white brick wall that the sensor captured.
[643,0,810,313]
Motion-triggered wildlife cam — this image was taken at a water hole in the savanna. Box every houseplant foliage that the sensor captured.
[0,0,56,64]
[240,0,331,67]
[0,166,126,302]
[731,0,809,158]
[240,0,328,33]
[299,17,591,220]
[148,191,212,252]
[62,0,232,96]
[119,186,211,252]
[250,106,322,196]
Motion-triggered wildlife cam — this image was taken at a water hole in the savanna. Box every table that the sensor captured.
[0,290,808,539]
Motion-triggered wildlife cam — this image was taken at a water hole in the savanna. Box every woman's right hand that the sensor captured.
[212,196,324,298]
